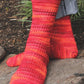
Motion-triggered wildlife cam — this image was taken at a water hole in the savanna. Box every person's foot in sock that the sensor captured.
[50,16,78,59]
[6,16,78,67]
[8,0,61,84]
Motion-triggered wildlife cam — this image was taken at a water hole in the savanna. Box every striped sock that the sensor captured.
[50,16,78,59]
[8,0,61,84]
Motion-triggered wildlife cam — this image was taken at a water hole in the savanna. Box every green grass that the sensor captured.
[71,0,84,21]
[15,0,32,27]
[15,0,84,27]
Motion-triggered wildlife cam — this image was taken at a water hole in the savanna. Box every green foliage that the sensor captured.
[15,0,84,27]
[15,0,32,27]
[71,0,84,21]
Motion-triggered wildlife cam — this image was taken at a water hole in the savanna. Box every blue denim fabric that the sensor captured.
[56,0,78,19]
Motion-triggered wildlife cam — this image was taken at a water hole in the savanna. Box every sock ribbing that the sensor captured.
[8,1,61,84]
[50,16,78,59]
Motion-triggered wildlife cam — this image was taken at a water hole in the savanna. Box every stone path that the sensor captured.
[0,50,84,84]
[0,46,6,60]
[0,54,17,84]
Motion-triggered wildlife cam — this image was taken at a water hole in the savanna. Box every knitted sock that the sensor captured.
[6,15,78,67]
[50,16,78,59]
[8,0,61,84]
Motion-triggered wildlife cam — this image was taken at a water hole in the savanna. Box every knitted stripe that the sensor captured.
[8,1,61,84]
[6,1,61,67]
[50,16,78,59]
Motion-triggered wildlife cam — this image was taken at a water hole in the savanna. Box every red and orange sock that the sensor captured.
[6,16,78,67]
[50,16,78,59]
[8,0,61,84]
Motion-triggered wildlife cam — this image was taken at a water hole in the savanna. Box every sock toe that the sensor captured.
[71,50,78,58]
[6,57,15,67]
[6,55,20,67]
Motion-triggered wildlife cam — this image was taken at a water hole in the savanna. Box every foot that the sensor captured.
[9,57,47,84]
[51,16,78,59]
[6,52,25,67]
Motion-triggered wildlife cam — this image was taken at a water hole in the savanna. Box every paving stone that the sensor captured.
[0,50,84,84]
[0,46,6,60]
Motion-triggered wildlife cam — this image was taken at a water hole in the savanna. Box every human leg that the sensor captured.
[50,16,78,59]
[8,0,61,84]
